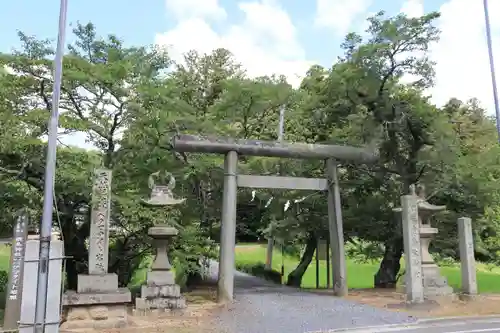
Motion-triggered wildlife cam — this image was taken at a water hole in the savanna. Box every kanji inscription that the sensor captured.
[89,169,112,275]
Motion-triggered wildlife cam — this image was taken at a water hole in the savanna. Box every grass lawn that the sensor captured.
[235,244,500,293]
[0,244,13,322]
[0,245,11,272]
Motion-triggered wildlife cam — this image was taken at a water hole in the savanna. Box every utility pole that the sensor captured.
[265,106,285,269]
[483,0,500,142]
[34,0,68,332]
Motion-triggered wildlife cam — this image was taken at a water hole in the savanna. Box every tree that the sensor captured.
[2,15,500,295]
[319,11,451,287]
[0,22,178,288]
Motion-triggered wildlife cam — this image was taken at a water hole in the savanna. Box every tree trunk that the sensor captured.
[373,236,404,288]
[286,235,316,287]
[373,177,413,289]
[62,221,89,291]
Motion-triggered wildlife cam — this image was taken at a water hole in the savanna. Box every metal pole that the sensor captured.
[34,0,68,331]
[265,106,286,270]
[326,237,330,289]
[483,0,500,142]
[315,239,319,289]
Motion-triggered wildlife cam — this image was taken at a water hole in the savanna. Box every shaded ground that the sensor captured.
[211,263,417,333]
[341,288,500,317]
[307,288,500,318]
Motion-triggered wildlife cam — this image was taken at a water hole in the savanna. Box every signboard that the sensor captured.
[317,239,329,261]
[3,210,29,330]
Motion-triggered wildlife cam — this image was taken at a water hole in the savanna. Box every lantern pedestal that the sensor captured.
[135,225,186,312]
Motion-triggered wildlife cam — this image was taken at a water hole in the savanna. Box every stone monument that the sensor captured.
[135,171,187,312]
[19,239,64,333]
[4,209,29,331]
[396,186,424,303]
[457,217,477,296]
[61,169,131,330]
[415,185,453,297]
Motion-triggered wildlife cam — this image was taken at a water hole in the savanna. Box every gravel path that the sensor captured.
[209,262,418,333]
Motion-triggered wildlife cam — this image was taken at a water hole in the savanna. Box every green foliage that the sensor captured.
[0,270,8,292]
[344,239,384,264]
[1,11,500,292]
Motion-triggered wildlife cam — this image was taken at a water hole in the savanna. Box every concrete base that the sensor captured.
[135,270,186,312]
[77,273,119,293]
[141,284,181,298]
[399,266,454,299]
[62,285,132,330]
[422,264,454,297]
[63,289,131,305]
[135,296,186,311]
[147,270,175,286]
[60,304,128,330]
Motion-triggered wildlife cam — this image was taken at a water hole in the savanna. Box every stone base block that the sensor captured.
[60,304,128,330]
[135,296,186,311]
[141,284,181,298]
[77,273,118,293]
[63,288,131,306]
[147,270,175,286]
[424,285,454,297]
[422,265,454,297]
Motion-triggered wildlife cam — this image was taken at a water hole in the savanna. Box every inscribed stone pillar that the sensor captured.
[458,217,477,295]
[89,168,112,274]
[326,158,347,297]
[3,210,29,331]
[62,168,131,330]
[401,194,424,303]
[19,239,63,333]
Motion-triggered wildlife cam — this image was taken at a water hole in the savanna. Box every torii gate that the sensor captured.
[172,134,378,302]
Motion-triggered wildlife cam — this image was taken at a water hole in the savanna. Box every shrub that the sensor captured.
[344,238,384,263]
[236,263,282,284]
[0,270,8,292]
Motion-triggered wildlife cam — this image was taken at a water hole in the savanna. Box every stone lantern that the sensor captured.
[394,184,453,298]
[135,171,187,312]
[415,185,453,297]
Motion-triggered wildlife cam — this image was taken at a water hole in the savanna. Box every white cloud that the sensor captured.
[165,0,227,21]
[430,0,500,115]
[314,0,372,36]
[155,0,312,87]
[400,0,424,18]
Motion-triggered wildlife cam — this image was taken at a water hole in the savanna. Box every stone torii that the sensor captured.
[172,134,378,302]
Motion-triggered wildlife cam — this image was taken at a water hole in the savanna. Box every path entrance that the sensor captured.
[172,134,378,302]
[207,261,417,333]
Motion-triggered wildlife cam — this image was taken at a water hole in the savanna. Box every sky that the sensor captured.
[1,0,500,148]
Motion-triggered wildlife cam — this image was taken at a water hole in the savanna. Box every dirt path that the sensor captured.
[210,262,417,333]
